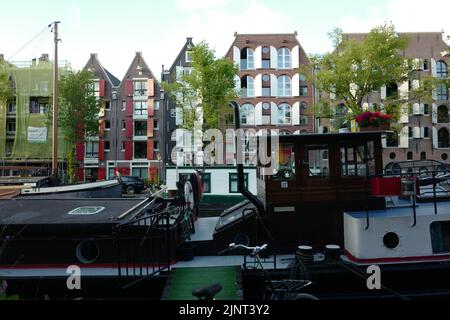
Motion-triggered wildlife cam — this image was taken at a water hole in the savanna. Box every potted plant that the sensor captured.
[355,111,392,132]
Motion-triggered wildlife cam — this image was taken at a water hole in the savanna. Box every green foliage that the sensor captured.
[163,41,238,131]
[56,69,101,145]
[306,23,410,117]
[0,59,12,102]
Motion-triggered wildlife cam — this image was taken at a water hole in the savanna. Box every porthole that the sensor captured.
[389,152,396,160]
[76,240,100,264]
[383,232,400,249]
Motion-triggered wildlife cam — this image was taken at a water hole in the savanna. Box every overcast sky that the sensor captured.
[1,0,449,81]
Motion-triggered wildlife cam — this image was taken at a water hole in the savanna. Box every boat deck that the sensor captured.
[347,200,450,219]
[0,198,147,225]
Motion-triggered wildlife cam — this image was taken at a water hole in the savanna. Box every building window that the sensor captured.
[423,59,429,71]
[421,152,427,160]
[442,153,448,161]
[29,97,49,114]
[132,167,149,179]
[105,120,111,130]
[134,80,147,96]
[436,61,448,78]
[300,115,308,126]
[389,152,396,160]
[121,120,126,131]
[438,105,449,123]
[154,119,160,130]
[277,76,291,97]
[134,141,147,159]
[240,76,255,98]
[276,104,292,125]
[134,121,147,137]
[186,51,193,63]
[423,104,430,115]
[387,132,399,147]
[105,101,111,110]
[424,127,430,138]
[262,74,271,97]
[229,173,248,193]
[121,141,126,151]
[134,101,147,115]
[6,121,15,135]
[438,128,450,148]
[201,173,211,193]
[105,141,110,151]
[407,152,413,160]
[299,86,308,97]
[154,101,160,110]
[437,84,448,101]
[431,221,450,253]
[122,101,126,111]
[241,104,255,126]
[154,141,159,151]
[277,47,291,69]
[240,48,254,70]
[7,101,16,114]
[86,141,99,158]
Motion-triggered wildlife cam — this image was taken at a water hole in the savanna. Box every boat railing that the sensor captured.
[113,208,173,289]
[363,169,450,230]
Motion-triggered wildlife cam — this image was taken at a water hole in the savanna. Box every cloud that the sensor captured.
[339,0,450,38]
[175,0,229,11]
[164,0,296,59]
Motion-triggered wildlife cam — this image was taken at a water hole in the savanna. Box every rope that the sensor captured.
[7,25,49,61]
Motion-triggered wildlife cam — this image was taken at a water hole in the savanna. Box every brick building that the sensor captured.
[319,32,449,166]
[224,33,314,135]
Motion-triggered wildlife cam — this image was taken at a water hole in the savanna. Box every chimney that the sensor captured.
[90,53,98,62]
[39,53,49,62]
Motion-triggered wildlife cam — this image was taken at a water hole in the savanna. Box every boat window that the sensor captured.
[273,143,296,180]
[307,145,329,178]
[430,221,450,254]
[340,141,375,177]
[68,207,105,215]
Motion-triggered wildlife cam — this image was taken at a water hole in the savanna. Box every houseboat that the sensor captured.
[209,103,450,299]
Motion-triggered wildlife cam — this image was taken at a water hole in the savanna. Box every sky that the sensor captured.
[0,0,449,81]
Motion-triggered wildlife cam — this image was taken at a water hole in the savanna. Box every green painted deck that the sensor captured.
[163,266,240,300]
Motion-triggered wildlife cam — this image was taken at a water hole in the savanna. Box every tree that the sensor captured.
[56,70,101,182]
[307,24,410,119]
[163,41,238,131]
[0,58,12,102]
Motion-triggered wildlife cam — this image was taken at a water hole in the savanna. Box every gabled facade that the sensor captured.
[225,33,314,135]
[161,37,195,171]
[79,53,121,182]
[114,52,162,182]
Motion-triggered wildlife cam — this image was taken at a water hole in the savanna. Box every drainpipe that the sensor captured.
[230,101,266,216]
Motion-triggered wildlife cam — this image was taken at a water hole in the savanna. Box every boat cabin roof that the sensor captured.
[0,198,147,225]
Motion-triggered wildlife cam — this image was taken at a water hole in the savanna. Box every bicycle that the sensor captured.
[227,243,319,301]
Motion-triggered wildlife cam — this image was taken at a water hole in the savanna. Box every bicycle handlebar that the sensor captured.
[229,243,268,256]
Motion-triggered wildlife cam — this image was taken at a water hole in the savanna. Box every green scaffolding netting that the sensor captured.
[0,61,70,161]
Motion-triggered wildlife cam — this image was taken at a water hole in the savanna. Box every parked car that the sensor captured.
[119,176,146,195]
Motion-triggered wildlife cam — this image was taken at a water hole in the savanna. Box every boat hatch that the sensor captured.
[68,207,106,215]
